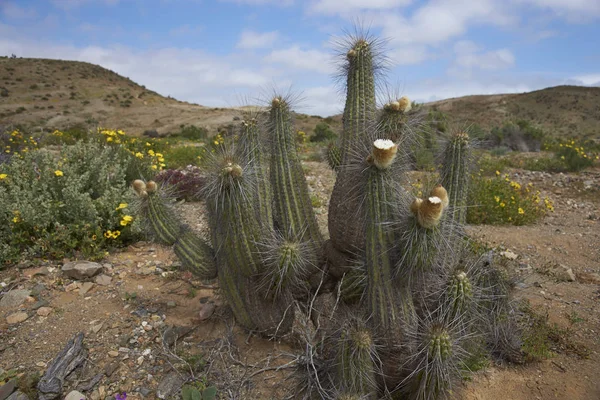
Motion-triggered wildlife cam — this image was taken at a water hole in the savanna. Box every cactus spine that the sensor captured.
[269,96,323,250]
[173,228,216,279]
[326,140,341,171]
[441,131,470,225]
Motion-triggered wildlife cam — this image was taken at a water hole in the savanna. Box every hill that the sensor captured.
[425,85,600,139]
[1,57,599,140]
[0,57,335,136]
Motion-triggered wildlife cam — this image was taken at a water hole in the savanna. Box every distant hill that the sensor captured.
[1,57,598,140]
[424,85,600,139]
[0,57,336,136]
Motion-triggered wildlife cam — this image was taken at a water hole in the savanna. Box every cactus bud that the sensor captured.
[417,196,443,228]
[146,180,157,193]
[132,179,146,196]
[371,139,398,170]
[428,327,452,361]
[271,97,281,108]
[398,96,411,112]
[430,184,449,209]
[410,197,423,216]
[347,49,356,59]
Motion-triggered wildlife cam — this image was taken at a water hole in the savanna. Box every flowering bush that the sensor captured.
[467,171,554,226]
[0,138,148,266]
[154,166,206,201]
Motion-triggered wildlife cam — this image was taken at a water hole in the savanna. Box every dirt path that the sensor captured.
[1,164,599,400]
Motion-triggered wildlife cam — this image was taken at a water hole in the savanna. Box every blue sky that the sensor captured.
[1,0,599,116]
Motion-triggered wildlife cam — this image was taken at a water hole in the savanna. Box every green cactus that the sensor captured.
[238,115,273,228]
[447,270,473,318]
[441,131,471,225]
[269,95,323,250]
[336,321,377,398]
[173,227,217,280]
[379,97,412,143]
[326,140,341,171]
[328,35,380,266]
[364,139,400,332]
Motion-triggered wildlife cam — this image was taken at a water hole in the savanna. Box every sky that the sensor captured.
[1,0,599,117]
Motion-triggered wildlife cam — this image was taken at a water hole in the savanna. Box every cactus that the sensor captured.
[364,139,401,332]
[441,131,471,225]
[335,321,377,398]
[238,114,273,228]
[326,140,341,171]
[269,95,323,250]
[127,25,521,400]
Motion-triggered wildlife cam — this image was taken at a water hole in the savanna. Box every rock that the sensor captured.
[103,362,119,377]
[23,267,50,278]
[91,323,103,334]
[198,303,215,321]
[156,371,188,399]
[577,272,600,285]
[6,312,28,324]
[79,282,94,296]
[0,380,17,400]
[500,250,518,260]
[94,275,112,286]
[37,307,53,317]
[139,388,152,397]
[166,301,176,308]
[6,390,30,400]
[161,325,195,348]
[62,261,103,280]
[64,391,86,400]
[32,299,50,310]
[0,289,31,309]
[30,284,46,297]
[556,265,576,282]
[107,351,119,358]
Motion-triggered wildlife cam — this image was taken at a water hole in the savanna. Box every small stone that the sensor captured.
[166,301,176,308]
[143,325,153,332]
[104,362,119,377]
[65,282,79,292]
[0,289,31,309]
[0,380,16,400]
[556,265,576,282]
[31,299,49,310]
[92,323,104,334]
[80,282,95,296]
[137,356,144,365]
[95,275,112,286]
[500,250,518,260]
[36,307,53,317]
[142,348,151,356]
[35,361,47,368]
[139,387,152,397]
[6,312,28,324]
[64,390,86,400]
[62,261,104,280]
[6,390,30,400]
[118,347,129,353]
[30,284,46,297]
[198,303,215,321]
[23,267,50,278]
[156,372,188,399]
[108,351,119,358]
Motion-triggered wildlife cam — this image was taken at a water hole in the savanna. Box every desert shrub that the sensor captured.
[467,171,553,225]
[155,166,206,201]
[489,120,545,152]
[553,140,596,172]
[163,145,207,169]
[309,122,336,142]
[0,140,150,266]
[176,125,208,141]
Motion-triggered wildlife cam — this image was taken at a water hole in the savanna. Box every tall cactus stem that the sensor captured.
[441,131,470,225]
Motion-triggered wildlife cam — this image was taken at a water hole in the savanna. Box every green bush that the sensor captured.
[310,122,336,142]
[0,140,149,266]
[467,172,553,226]
[176,125,209,141]
[163,145,207,169]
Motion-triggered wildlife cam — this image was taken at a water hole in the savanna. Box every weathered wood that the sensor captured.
[37,332,87,400]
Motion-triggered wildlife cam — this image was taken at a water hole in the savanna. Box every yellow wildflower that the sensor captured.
[0,173,7,180]
[54,170,64,177]
[116,203,128,210]
[518,208,524,214]
[135,152,144,159]
[495,170,500,176]
[494,196,500,202]
[120,215,134,226]
[500,202,506,208]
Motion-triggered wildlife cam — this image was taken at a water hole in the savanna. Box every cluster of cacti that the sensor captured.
[130,28,521,400]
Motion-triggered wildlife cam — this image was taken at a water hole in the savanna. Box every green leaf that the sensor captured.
[202,386,217,400]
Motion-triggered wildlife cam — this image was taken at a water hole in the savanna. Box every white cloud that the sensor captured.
[1,2,37,19]
[265,46,335,74]
[236,30,279,49]
[515,0,600,20]
[571,74,600,86]
[219,0,294,6]
[309,0,411,14]
[451,40,515,73]
[301,85,343,116]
